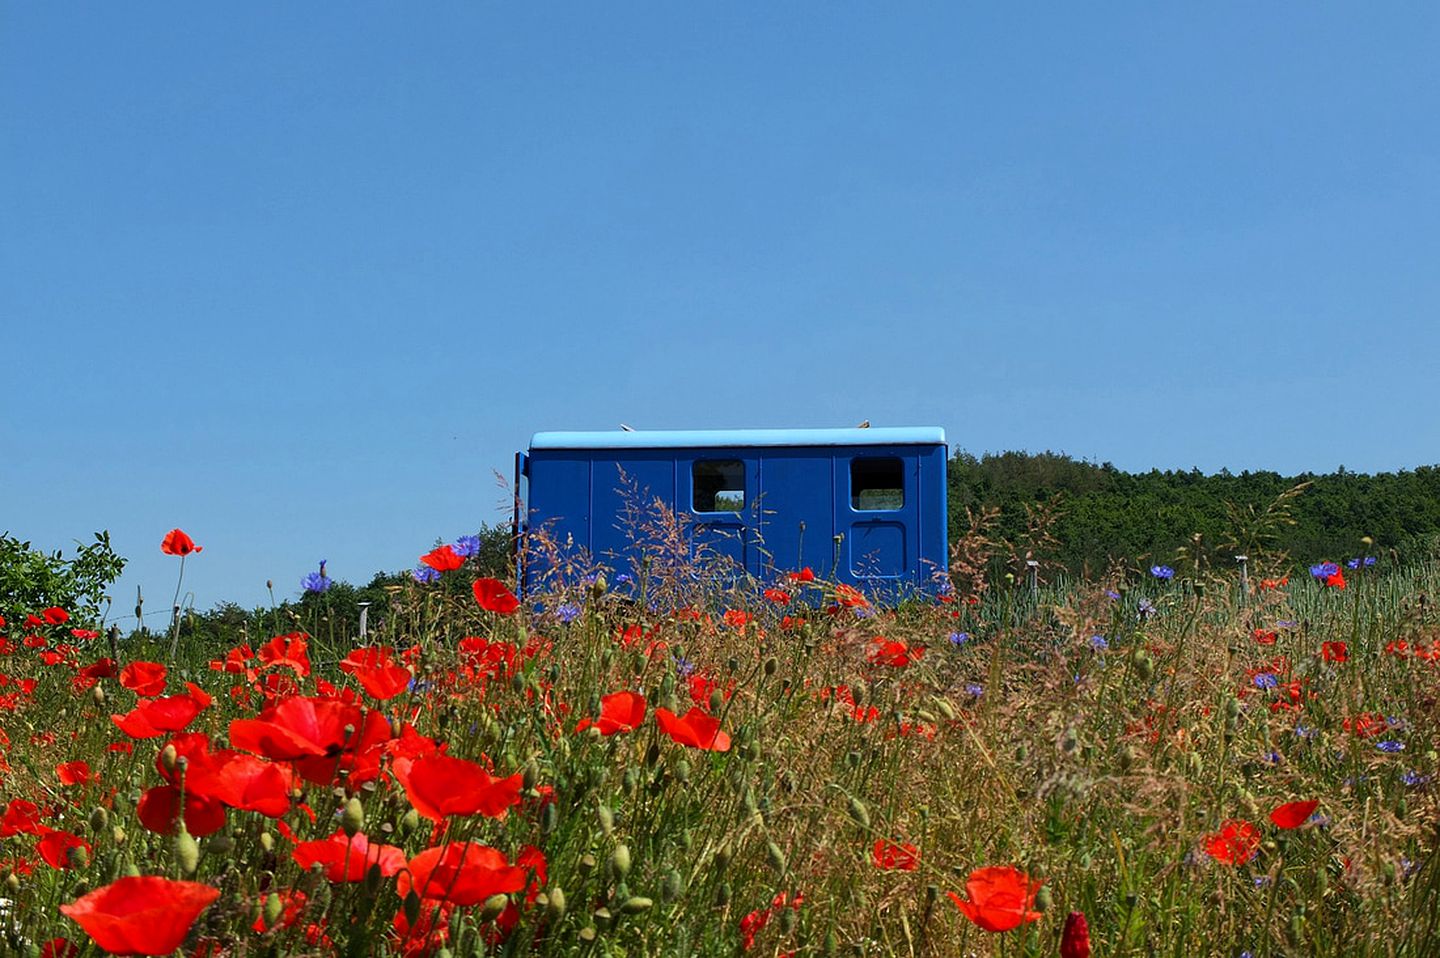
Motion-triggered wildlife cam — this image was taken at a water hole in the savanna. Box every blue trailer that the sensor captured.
[514,427,948,598]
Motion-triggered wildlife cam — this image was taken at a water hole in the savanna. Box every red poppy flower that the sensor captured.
[1344,712,1387,738]
[420,545,466,572]
[397,842,529,906]
[136,785,227,837]
[872,839,920,871]
[293,829,407,882]
[723,609,752,630]
[576,690,647,735]
[868,637,923,667]
[833,583,869,608]
[1321,641,1348,663]
[786,567,816,583]
[120,661,168,697]
[2,799,42,837]
[40,938,78,958]
[1269,800,1319,830]
[763,588,792,605]
[56,761,96,787]
[1203,819,1260,864]
[112,686,210,739]
[160,529,202,556]
[257,632,312,677]
[228,695,369,761]
[339,646,412,701]
[38,828,93,869]
[42,607,70,625]
[947,866,1044,932]
[1061,911,1091,958]
[1252,629,1278,646]
[473,578,520,615]
[60,875,220,956]
[398,754,522,821]
[655,706,731,752]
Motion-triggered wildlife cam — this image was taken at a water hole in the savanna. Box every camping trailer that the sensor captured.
[514,427,948,598]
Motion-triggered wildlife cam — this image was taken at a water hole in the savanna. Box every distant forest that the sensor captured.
[947,450,1440,575]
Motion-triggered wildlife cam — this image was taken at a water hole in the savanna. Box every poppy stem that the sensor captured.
[167,554,186,661]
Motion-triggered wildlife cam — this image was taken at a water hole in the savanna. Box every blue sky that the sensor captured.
[3,4,1437,619]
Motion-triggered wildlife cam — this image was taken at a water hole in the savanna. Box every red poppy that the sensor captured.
[398,753,523,821]
[112,685,211,739]
[1252,629,1278,646]
[872,839,920,871]
[722,609,751,630]
[763,588,792,605]
[420,545,466,572]
[257,632,312,677]
[1269,800,1319,830]
[472,578,520,615]
[947,866,1044,932]
[40,939,78,958]
[1257,575,1289,591]
[160,529,202,556]
[786,567,816,583]
[1344,712,1387,739]
[228,695,369,761]
[1061,911,1091,958]
[60,875,220,956]
[868,637,923,667]
[1321,641,1348,663]
[42,607,70,625]
[655,706,731,751]
[79,658,118,680]
[833,583,869,608]
[136,785,227,837]
[56,761,96,787]
[1203,819,1260,864]
[293,829,407,882]
[38,828,93,869]
[2,799,42,837]
[120,661,168,697]
[576,690,647,735]
[339,646,412,700]
[397,842,529,906]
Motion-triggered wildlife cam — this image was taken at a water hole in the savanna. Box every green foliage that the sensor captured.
[0,530,126,623]
[949,452,1440,573]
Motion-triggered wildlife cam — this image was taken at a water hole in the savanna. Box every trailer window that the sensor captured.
[851,457,904,511]
[693,460,746,512]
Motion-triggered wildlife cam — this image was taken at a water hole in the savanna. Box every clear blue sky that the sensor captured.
[3,5,1437,620]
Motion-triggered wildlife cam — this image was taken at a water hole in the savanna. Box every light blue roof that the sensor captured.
[529,426,946,450]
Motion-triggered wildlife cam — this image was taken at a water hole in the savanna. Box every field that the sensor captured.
[2,535,1438,957]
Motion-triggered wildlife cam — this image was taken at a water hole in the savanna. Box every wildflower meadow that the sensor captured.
[1,523,1437,957]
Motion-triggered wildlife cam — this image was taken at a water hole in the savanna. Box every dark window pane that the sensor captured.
[693,460,746,512]
[851,457,904,511]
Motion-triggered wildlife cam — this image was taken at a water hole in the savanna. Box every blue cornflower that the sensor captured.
[964,683,984,698]
[1364,556,1377,567]
[1401,770,1429,787]
[675,657,697,678]
[1150,565,1175,580]
[949,631,969,646]
[1262,750,1282,765]
[1276,620,1297,629]
[1346,558,1361,570]
[1376,740,1405,753]
[302,571,333,594]
[452,535,482,558]
[1310,562,1339,580]
[1137,598,1156,620]
[1253,672,1279,690]
[412,566,441,584]
[1090,635,1110,651]
[1294,724,1317,738]
[1105,589,1121,601]
[615,573,633,585]
[555,603,582,623]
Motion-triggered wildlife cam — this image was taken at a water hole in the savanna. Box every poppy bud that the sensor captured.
[89,806,109,832]
[726,656,740,674]
[778,905,796,934]
[846,796,871,829]
[160,744,179,775]
[259,831,275,853]
[1060,911,1091,958]
[716,843,733,870]
[335,796,364,837]
[579,853,597,876]
[598,804,615,835]
[611,844,632,879]
[400,808,420,834]
[4,872,19,893]
[1061,728,1079,753]
[621,896,653,915]
[111,826,126,846]
[763,656,778,676]
[824,930,838,955]
[846,750,861,769]
[480,894,510,922]
[1119,745,1138,770]
[542,802,560,834]
[714,882,731,907]
[121,860,141,878]
[766,841,787,875]
[205,834,232,855]
[623,767,641,791]
[91,685,106,707]
[1135,652,1154,681]
[934,697,956,721]
[1033,884,1052,912]
[263,892,285,929]
[523,759,540,790]
[661,869,684,903]
[364,863,384,895]
[591,574,607,597]
[645,743,661,768]
[175,829,200,876]
[547,885,567,920]
[673,759,692,784]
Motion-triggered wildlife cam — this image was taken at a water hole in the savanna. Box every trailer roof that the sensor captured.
[528,426,946,450]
